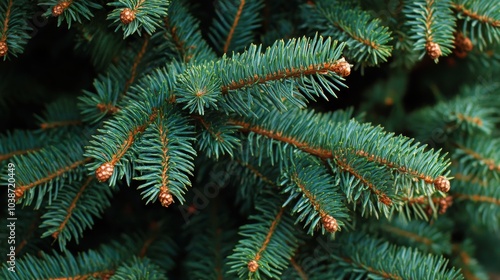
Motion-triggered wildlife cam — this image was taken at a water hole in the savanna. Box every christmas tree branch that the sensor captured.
[228,197,299,279]
[220,59,350,94]
[454,142,500,173]
[15,157,91,202]
[41,0,101,28]
[0,148,40,162]
[303,0,393,67]
[50,176,93,240]
[87,105,157,185]
[232,119,332,159]
[0,0,12,42]
[404,0,456,62]
[0,0,31,58]
[107,0,169,37]
[334,155,393,206]
[40,120,82,130]
[383,225,433,246]
[452,2,500,27]
[224,0,246,54]
[160,0,216,63]
[289,257,308,280]
[135,108,196,206]
[122,35,149,99]
[252,207,285,263]
[209,0,263,54]
[235,159,277,187]
[453,193,500,205]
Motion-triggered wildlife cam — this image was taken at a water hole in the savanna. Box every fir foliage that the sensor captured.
[40,0,102,28]
[452,0,500,50]
[39,177,113,250]
[107,0,170,37]
[135,106,196,205]
[208,0,264,54]
[302,0,393,68]
[0,0,32,59]
[227,195,299,280]
[330,233,464,279]
[2,0,500,278]
[403,0,456,62]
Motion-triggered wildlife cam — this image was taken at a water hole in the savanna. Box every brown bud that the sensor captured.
[334,57,351,77]
[321,214,339,233]
[0,41,8,57]
[434,176,450,192]
[52,1,70,17]
[159,187,174,207]
[248,260,259,272]
[426,42,442,60]
[455,32,473,52]
[120,8,136,24]
[96,162,115,182]
[14,188,24,200]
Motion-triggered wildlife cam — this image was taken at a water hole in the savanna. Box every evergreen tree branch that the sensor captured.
[220,57,350,94]
[0,0,31,58]
[289,257,308,280]
[15,157,91,202]
[40,177,113,250]
[369,216,453,255]
[452,0,500,50]
[330,233,463,279]
[209,0,264,54]
[334,154,393,206]
[0,0,12,42]
[302,0,393,68]
[454,141,500,174]
[452,241,489,280]
[452,3,500,27]
[0,130,42,163]
[224,0,246,54]
[86,104,158,185]
[192,114,241,159]
[107,0,170,37]
[135,107,196,207]
[404,0,456,62]
[453,193,500,205]
[122,35,150,99]
[50,176,92,240]
[227,196,299,279]
[159,0,217,63]
[41,0,102,28]
[282,154,348,234]
[232,110,449,193]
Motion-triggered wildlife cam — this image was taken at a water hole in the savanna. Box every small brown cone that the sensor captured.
[321,214,339,233]
[454,32,473,53]
[14,188,24,201]
[434,176,450,192]
[52,1,70,17]
[426,41,442,60]
[120,8,136,24]
[96,162,115,182]
[453,33,473,59]
[247,260,259,272]
[0,41,8,57]
[334,57,351,77]
[159,187,174,207]
[438,196,453,214]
